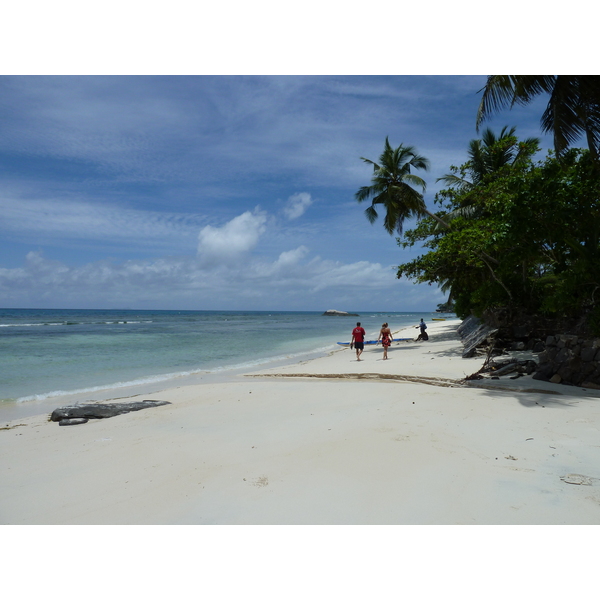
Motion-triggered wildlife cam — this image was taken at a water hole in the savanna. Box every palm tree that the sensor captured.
[355,137,448,235]
[437,126,539,193]
[476,76,600,162]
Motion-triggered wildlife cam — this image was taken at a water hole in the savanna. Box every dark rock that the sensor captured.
[537,350,549,364]
[555,347,573,363]
[458,312,600,388]
[532,341,545,353]
[581,347,597,362]
[51,400,171,423]
[557,365,574,382]
[525,361,537,374]
[533,363,554,380]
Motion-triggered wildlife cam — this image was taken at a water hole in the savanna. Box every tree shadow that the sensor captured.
[465,380,600,409]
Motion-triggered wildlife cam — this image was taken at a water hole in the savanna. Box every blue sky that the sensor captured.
[0,75,556,311]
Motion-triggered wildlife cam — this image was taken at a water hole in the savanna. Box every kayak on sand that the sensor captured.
[337,338,411,346]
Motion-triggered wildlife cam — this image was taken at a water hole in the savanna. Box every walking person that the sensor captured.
[376,322,392,360]
[350,322,366,361]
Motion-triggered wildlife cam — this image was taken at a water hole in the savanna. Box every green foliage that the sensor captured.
[355,138,441,235]
[397,143,600,324]
[436,300,455,312]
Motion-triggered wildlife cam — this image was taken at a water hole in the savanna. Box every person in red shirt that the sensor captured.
[350,322,366,361]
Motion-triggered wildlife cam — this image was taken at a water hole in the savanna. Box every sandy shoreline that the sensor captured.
[3,318,600,524]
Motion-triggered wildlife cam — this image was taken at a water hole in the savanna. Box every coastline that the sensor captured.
[3,318,600,524]
[1,309,434,421]
[0,340,345,423]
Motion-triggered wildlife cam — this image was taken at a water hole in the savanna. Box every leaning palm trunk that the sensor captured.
[424,209,450,230]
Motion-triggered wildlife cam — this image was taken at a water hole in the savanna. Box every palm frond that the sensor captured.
[408,153,430,171]
[355,186,374,203]
[542,76,584,154]
[400,173,427,192]
[476,76,518,129]
[360,157,380,172]
[364,205,379,224]
[436,173,473,191]
[476,76,554,130]
[447,205,482,221]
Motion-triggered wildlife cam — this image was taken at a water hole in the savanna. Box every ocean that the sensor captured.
[0,308,452,421]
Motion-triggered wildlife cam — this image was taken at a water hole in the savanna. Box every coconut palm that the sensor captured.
[355,137,447,235]
[437,126,540,194]
[476,76,600,161]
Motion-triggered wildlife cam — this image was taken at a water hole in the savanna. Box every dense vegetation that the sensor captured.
[357,76,600,336]
[397,143,600,333]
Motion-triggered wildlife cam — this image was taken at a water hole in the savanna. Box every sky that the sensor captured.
[0,74,560,312]
[3,0,585,313]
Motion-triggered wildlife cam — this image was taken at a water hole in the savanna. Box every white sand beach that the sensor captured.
[3,319,600,525]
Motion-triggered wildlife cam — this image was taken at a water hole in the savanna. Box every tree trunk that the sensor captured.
[424,209,450,229]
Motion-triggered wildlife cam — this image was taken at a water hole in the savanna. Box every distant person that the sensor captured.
[376,322,392,360]
[415,318,428,342]
[350,322,366,361]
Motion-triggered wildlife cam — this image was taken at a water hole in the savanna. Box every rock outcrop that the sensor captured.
[458,313,600,390]
[533,335,600,388]
[51,400,171,426]
[322,309,359,316]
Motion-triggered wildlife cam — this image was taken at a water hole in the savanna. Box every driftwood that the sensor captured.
[464,358,537,382]
[51,400,171,425]
[492,363,519,377]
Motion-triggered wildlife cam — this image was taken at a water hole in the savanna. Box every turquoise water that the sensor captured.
[0,308,451,419]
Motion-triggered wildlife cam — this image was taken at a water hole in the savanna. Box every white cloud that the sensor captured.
[282,192,312,220]
[0,248,441,311]
[275,246,309,267]
[197,209,267,264]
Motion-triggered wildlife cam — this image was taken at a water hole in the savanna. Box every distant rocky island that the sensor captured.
[322,309,359,317]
